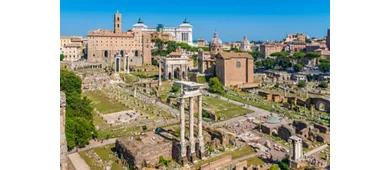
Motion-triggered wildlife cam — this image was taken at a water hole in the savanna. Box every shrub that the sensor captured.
[297,80,307,88]
[319,81,329,88]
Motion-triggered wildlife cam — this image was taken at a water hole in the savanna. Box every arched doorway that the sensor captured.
[271,129,278,136]
[168,72,172,79]
[104,50,108,57]
[174,67,180,79]
[182,71,185,79]
[135,50,139,57]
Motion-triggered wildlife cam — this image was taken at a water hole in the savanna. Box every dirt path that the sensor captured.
[68,153,90,170]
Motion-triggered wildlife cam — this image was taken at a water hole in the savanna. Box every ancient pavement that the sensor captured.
[305,144,329,157]
[68,153,90,170]
[202,91,273,126]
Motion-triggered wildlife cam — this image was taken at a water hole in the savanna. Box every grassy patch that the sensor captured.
[223,92,273,112]
[79,143,125,170]
[197,76,207,83]
[203,97,253,120]
[120,73,139,83]
[131,71,157,78]
[246,156,265,166]
[194,146,255,169]
[83,90,129,114]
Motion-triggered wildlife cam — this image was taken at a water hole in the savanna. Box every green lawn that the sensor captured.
[79,144,125,170]
[203,97,253,121]
[131,71,158,78]
[158,83,174,102]
[83,90,129,114]
[223,92,273,112]
[246,156,265,166]
[197,76,207,84]
[120,73,139,83]
[194,146,255,169]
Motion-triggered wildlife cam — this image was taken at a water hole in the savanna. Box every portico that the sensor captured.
[175,81,205,164]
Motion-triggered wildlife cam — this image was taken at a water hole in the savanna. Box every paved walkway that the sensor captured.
[68,153,90,170]
[305,144,328,157]
[203,91,273,127]
[218,153,258,168]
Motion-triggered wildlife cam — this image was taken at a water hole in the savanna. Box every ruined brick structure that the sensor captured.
[115,133,173,169]
[60,92,68,170]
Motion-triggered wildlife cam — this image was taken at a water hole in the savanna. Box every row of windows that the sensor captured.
[89,37,131,40]
[91,44,143,47]
[64,55,78,58]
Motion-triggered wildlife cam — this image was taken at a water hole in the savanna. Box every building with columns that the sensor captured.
[132,18,194,46]
[174,81,205,164]
[163,48,189,80]
[289,136,304,170]
[87,11,152,69]
[197,32,222,75]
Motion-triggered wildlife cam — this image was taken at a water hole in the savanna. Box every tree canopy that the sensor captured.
[60,69,95,150]
[306,52,321,58]
[270,51,289,57]
[319,58,330,63]
[60,69,82,96]
[248,51,263,61]
[319,81,329,88]
[60,54,64,61]
[319,63,330,72]
[255,60,263,68]
[298,80,307,88]
[261,58,276,69]
[278,57,292,69]
[291,52,306,59]
[293,62,304,72]
[209,77,224,94]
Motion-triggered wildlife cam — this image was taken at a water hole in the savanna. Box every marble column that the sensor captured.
[133,87,137,97]
[197,95,205,159]
[189,97,195,161]
[179,97,187,164]
[158,61,162,86]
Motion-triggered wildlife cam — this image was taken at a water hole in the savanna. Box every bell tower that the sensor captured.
[114,10,122,33]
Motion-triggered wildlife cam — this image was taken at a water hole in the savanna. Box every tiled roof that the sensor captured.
[216,51,252,59]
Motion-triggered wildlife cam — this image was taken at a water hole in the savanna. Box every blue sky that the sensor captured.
[60,0,329,42]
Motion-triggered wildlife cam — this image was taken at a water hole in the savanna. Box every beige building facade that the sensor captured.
[87,11,152,69]
[62,44,83,61]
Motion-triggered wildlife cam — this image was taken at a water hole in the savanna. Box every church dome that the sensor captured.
[240,36,251,51]
[210,32,222,48]
[241,36,250,46]
[132,18,148,29]
[266,117,281,124]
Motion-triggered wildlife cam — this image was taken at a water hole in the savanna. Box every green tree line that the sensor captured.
[61,69,96,150]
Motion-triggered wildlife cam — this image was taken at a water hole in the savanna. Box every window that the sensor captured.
[117,17,120,21]
[236,62,241,68]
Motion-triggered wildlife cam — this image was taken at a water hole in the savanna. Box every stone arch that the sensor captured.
[271,129,278,136]
[174,67,181,79]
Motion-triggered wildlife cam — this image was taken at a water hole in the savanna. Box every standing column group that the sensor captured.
[179,94,205,165]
